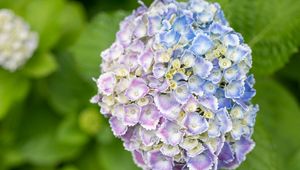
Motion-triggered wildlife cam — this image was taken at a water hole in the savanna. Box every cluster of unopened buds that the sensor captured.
[92,0,259,169]
[0,9,38,71]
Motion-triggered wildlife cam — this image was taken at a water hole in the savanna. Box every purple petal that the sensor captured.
[140,104,161,130]
[139,128,159,146]
[134,17,147,38]
[152,63,167,79]
[97,72,116,96]
[183,96,199,113]
[138,48,154,71]
[148,16,162,36]
[184,112,209,135]
[157,120,184,146]
[198,95,218,111]
[147,150,173,170]
[234,137,255,162]
[189,34,214,55]
[109,117,128,136]
[218,142,234,164]
[123,104,141,126]
[187,149,215,170]
[202,81,217,95]
[154,93,181,120]
[132,150,147,169]
[125,78,149,101]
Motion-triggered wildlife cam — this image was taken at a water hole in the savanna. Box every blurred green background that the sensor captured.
[0,0,300,170]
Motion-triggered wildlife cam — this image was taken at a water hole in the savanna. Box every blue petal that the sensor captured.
[189,34,214,55]
[172,16,193,33]
[159,29,181,48]
[193,57,213,78]
[173,82,191,104]
[215,108,233,133]
[188,75,205,95]
[207,68,222,84]
[226,45,251,63]
[225,80,245,98]
[209,22,232,37]
[222,33,241,47]
[202,81,217,95]
[224,65,240,82]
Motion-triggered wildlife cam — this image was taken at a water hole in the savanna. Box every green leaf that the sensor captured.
[45,52,94,115]
[24,0,65,51]
[214,0,300,75]
[0,70,30,120]
[99,139,139,170]
[56,114,89,147]
[71,11,129,81]
[16,101,83,166]
[288,150,300,169]
[22,52,58,78]
[56,1,86,49]
[239,78,300,169]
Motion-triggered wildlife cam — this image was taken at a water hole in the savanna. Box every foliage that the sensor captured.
[0,0,300,170]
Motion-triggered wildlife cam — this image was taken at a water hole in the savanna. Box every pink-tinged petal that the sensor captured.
[111,104,125,119]
[124,104,141,126]
[183,96,199,113]
[147,16,162,36]
[139,128,159,146]
[157,120,184,146]
[198,95,218,111]
[180,138,199,151]
[132,150,147,169]
[128,40,145,54]
[234,137,255,163]
[160,144,181,157]
[138,48,154,71]
[125,78,149,101]
[147,150,173,170]
[97,72,116,96]
[152,63,167,79]
[154,93,181,121]
[134,17,147,38]
[121,127,140,151]
[109,116,128,136]
[184,112,209,135]
[117,22,134,47]
[187,149,215,170]
[140,104,161,130]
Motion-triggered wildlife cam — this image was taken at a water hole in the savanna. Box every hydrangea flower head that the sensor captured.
[92,0,259,169]
[0,9,38,71]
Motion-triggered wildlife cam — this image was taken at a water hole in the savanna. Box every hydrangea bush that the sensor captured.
[0,9,38,71]
[92,0,259,169]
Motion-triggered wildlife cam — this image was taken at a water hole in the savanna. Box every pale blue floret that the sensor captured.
[188,75,205,95]
[189,34,214,55]
[192,57,213,78]
[225,80,245,98]
[159,29,181,48]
